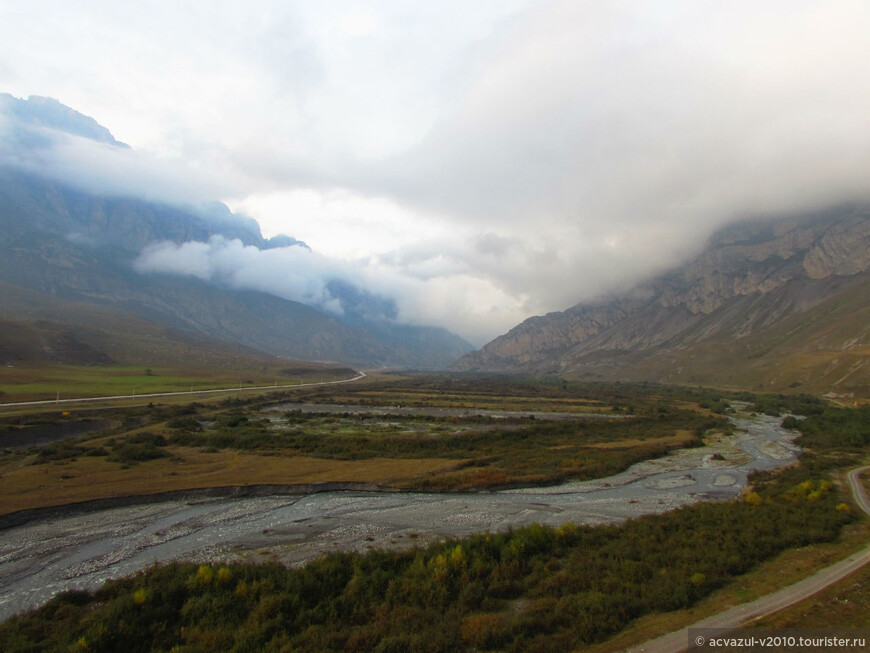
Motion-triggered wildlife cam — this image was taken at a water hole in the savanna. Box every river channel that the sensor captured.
[0,411,799,621]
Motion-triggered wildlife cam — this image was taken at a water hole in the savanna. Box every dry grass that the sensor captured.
[752,560,870,628]
[0,448,465,515]
[587,429,696,450]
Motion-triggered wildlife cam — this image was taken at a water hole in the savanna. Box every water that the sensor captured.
[0,412,797,621]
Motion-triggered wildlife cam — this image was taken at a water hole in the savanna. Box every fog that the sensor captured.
[3,1,870,344]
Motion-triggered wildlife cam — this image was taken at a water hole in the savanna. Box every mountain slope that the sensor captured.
[453,208,870,398]
[0,281,277,367]
[0,169,471,367]
[0,96,472,368]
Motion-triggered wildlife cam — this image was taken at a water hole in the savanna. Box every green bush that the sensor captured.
[1,455,853,652]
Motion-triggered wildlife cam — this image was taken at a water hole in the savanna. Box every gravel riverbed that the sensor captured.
[0,412,798,621]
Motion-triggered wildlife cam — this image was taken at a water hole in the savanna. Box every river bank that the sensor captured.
[0,411,798,621]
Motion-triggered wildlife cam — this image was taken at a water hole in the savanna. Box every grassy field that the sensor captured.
[0,375,725,513]
[0,449,461,514]
[0,362,356,403]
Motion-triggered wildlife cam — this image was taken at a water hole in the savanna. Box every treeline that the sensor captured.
[792,405,870,450]
[0,451,854,652]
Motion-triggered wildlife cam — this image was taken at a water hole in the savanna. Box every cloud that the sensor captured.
[3,1,870,345]
[362,0,870,315]
[133,235,526,346]
[0,105,246,207]
[135,236,346,314]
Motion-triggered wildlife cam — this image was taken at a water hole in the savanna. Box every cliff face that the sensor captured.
[453,207,870,399]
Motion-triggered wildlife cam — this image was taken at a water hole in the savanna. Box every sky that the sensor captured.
[1,1,870,346]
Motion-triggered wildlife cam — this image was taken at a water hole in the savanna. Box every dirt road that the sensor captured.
[0,371,366,408]
[624,465,870,653]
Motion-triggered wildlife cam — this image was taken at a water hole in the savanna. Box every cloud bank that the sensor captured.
[3,1,870,344]
[134,236,520,345]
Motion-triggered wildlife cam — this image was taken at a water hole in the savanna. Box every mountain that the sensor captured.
[0,95,472,368]
[0,281,278,368]
[453,207,870,399]
[0,93,128,148]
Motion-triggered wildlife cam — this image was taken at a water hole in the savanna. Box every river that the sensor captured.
[0,411,798,621]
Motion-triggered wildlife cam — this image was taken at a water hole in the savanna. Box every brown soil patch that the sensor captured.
[0,448,465,514]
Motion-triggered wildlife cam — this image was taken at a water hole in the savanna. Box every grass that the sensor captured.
[0,363,357,403]
[583,467,870,652]
[0,449,463,514]
[751,557,870,628]
[745,468,870,629]
[585,517,870,652]
[316,388,616,414]
[0,376,724,512]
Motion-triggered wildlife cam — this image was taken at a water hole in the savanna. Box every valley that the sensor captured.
[0,375,867,651]
[0,406,798,622]
[0,87,868,652]
[0,374,722,513]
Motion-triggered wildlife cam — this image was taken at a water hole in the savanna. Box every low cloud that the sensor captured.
[0,95,248,207]
[4,2,870,345]
[135,237,350,316]
[134,235,524,346]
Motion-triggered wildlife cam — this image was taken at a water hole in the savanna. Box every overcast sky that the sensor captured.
[2,1,869,345]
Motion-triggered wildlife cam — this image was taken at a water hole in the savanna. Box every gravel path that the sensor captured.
[623,465,870,653]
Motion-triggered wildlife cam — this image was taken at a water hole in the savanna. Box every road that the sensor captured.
[624,465,870,653]
[0,371,367,408]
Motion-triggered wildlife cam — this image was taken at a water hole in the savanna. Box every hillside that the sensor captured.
[0,281,306,368]
[453,207,870,399]
[0,96,472,369]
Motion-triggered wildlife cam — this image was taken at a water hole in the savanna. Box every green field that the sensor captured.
[0,362,356,404]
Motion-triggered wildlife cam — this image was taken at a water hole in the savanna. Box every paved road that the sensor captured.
[624,465,870,653]
[0,371,367,408]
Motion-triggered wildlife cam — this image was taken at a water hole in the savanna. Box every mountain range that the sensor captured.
[3,94,867,394]
[0,94,472,369]
[453,207,870,400]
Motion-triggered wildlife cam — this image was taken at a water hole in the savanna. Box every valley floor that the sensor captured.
[0,412,797,621]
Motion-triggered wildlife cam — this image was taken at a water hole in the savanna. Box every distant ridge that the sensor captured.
[0,93,128,147]
[453,207,870,399]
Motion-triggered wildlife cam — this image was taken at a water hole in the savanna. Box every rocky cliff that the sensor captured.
[453,207,870,398]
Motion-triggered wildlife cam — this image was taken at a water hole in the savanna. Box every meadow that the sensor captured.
[0,374,723,511]
[0,362,356,404]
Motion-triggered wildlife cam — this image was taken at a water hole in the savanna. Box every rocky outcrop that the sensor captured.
[453,300,642,371]
[453,207,870,397]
